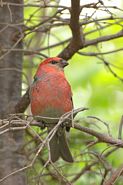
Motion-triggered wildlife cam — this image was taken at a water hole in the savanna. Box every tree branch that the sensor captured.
[14,88,30,113]
[84,30,123,48]
[74,123,123,147]
[58,0,84,60]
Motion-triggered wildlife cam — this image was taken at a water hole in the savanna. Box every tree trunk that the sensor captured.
[0,1,27,185]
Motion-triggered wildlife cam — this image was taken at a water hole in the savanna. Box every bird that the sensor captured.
[30,57,74,163]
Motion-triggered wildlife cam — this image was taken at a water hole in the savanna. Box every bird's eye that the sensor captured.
[51,60,58,64]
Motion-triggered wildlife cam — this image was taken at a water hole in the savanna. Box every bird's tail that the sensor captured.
[48,128,73,163]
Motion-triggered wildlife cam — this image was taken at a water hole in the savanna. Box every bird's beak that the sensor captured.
[61,60,69,68]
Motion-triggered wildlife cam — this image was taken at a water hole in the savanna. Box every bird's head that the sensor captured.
[33,57,69,81]
[40,57,68,69]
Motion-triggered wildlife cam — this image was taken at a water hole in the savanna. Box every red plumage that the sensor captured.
[30,57,73,162]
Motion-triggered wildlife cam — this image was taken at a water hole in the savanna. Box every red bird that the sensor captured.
[30,57,73,162]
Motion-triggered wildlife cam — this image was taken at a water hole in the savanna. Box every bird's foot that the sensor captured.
[61,121,70,132]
